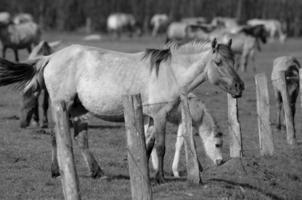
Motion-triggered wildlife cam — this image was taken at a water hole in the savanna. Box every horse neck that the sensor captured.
[196,107,216,141]
[170,50,211,94]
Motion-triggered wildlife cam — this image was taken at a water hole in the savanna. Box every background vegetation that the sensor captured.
[0,0,301,36]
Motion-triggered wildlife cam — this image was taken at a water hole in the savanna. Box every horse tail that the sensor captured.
[0,56,49,93]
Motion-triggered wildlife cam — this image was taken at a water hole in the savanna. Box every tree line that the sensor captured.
[0,0,301,36]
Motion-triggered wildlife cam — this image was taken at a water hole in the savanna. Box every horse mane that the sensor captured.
[142,48,171,76]
[166,39,212,54]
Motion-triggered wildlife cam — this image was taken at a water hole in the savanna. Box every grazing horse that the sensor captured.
[0,20,41,61]
[247,19,286,43]
[271,56,301,130]
[146,93,223,177]
[107,13,141,38]
[150,14,169,36]
[20,41,53,128]
[0,39,244,184]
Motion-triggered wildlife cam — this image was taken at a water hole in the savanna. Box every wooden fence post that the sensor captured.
[180,95,201,184]
[299,69,302,112]
[122,94,152,200]
[53,102,81,200]
[279,71,296,145]
[227,94,242,157]
[255,73,274,156]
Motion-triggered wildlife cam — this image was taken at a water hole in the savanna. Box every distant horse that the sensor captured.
[0,39,244,184]
[19,41,53,128]
[211,17,240,32]
[0,20,41,61]
[0,12,10,24]
[150,14,169,36]
[247,19,286,43]
[181,17,207,26]
[271,56,300,130]
[219,24,268,72]
[13,13,33,24]
[146,93,223,177]
[107,13,141,38]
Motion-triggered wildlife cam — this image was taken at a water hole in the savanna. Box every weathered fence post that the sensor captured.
[122,94,152,200]
[86,17,92,34]
[255,73,274,156]
[279,71,296,145]
[53,101,81,200]
[299,69,302,112]
[180,95,201,184]
[227,94,242,157]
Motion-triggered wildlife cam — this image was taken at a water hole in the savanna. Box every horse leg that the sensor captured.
[27,46,32,54]
[20,90,40,128]
[13,49,19,62]
[275,90,283,130]
[50,130,60,177]
[2,45,7,58]
[240,51,249,72]
[41,89,49,128]
[73,118,104,178]
[250,49,256,73]
[153,115,167,184]
[172,123,184,177]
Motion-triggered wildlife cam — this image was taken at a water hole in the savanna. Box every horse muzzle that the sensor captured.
[229,79,245,98]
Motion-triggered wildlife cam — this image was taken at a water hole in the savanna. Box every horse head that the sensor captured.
[206,38,244,98]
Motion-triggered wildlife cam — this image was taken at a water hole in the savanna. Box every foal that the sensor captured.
[271,56,301,130]
[146,93,223,177]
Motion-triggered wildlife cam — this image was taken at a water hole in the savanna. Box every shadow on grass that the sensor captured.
[1,115,19,120]
[88,124,123,129]
[206,178,284,200]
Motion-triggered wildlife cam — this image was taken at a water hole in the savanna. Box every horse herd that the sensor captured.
[0,10,300,198]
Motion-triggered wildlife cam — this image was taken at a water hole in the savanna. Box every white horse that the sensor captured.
[107,13,141,38]
[146,93,223,177]
[150,14,169,36]
[247,19,286,43]
[0,39,243,184]
[271,56,301,130]
[0,20,41,61]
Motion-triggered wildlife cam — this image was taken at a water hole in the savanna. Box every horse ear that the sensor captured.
[227,39,232,48]
[211,38,217,49]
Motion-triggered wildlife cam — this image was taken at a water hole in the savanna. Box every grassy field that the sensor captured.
[0,33,302,200]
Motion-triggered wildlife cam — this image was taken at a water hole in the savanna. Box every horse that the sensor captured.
[150,14,169,36]
[271,56,301,130]
[247,19,286,43]
[146,93,223,177]
[13,13,33,24]
[218,24,268,72]
[181,17,207,26]
[0,38,244,184]
[19,41,53,128]
[0,12,10,24]
[0,20,41,61]
[107,13,142,38]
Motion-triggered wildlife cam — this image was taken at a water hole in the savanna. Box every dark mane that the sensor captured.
[143,48,171,76]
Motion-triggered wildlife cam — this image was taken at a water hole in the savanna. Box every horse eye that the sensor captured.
[215,144,222,148]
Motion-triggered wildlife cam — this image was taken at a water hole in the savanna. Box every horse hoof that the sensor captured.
[51,170,60,178]
[51,164,60,178]
[90,167,104,179]
[41,122,48,128]
[90,162,104,179]
[155,174,166,184]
